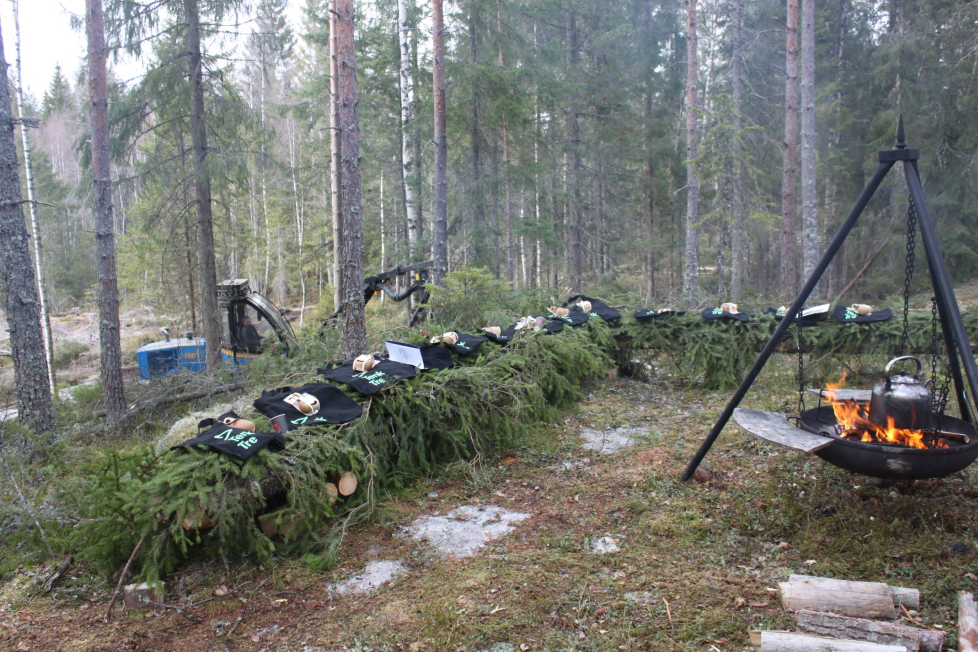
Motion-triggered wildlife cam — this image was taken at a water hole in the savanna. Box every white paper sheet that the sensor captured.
[385,341,425,369]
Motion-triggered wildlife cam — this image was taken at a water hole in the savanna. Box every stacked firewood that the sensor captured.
[750,575,959,651]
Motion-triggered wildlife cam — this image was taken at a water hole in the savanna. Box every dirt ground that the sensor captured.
[3,374,976,651]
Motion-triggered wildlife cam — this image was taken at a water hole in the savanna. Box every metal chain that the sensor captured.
[931,297,952,433]
[797,321,806,413]
[900,196,918,354]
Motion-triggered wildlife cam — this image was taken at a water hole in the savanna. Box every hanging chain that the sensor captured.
[900,196,918,354]
[797,320,806,413]
[931,297,951,433]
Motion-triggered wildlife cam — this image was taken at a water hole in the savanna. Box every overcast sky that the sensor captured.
[0,0,306,106]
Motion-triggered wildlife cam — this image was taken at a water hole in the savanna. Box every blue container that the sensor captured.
[136,338,206,379]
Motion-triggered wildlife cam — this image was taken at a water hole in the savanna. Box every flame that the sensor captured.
[823,373,943,450]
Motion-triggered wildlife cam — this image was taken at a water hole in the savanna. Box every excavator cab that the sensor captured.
[217,279,297,367]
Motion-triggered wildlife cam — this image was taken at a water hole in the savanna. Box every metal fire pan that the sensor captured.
[799,406,978,480]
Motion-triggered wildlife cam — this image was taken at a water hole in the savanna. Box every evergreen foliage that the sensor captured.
[64,317,612,581]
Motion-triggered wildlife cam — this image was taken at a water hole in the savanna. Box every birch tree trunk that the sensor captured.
[565,9,582,294]
[11,0,54,396]
[781,0,800,297]
[397,0,420,260]
[683,0,700,308]
[729,0,747,300]
[330,0,342,311]
[801,0,819,297]
[432,0,448,285]
[0,17,54,434]
[334,0,366,358]
[86,0,128,424]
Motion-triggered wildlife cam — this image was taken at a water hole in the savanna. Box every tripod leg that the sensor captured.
[681,161,894,481]
[906,161,978,421]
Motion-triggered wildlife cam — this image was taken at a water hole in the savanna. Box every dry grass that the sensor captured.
[3,361,978,651]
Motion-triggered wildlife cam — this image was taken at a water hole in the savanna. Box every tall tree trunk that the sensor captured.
[86,0,127,424]
[330,0,342,311]
[729,0,747,300]
[397,0,420,260]
[334,0,366,358]
[781,0,800,297]
[497,0,515,284]
[0,16,54,434]
[184,0,222,372]
[683,0,700,308]
[565,9,582,294]
[288,118,306,327]
[432,0,448,285]
[801,0,819,297]
[468,0,487,267]
[828,0,847,298]
[11,0,54,397]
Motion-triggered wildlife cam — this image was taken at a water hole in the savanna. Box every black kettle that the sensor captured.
[868,356,934,431]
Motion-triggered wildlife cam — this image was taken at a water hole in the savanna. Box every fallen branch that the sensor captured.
[41,556,73,593]
[104,533,147,622]
[95,382,247,418]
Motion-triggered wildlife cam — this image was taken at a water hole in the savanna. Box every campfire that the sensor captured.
[822,371,949,450]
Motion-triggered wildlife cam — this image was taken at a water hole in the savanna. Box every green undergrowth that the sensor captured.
[62,320,614,582]
[618,310,978,389]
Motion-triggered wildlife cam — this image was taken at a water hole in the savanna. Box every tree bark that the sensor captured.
[330,0,342,312]
[565,8,582,294]
[468,0,487,267]
[960,592,978,652]
[432,0,448,285]
[683,0,700,308]
[730,0,746,300]
[801,0,818,297]
[759,632,907,652]
[184,0,222,373]
[781,0,800,297]
[334,0,367,358]
[397,0,420,260]
[0,16,55,434]
[779,577,897,620]
[11,0,54,397]
[86,0,128,425]
[796,609,944,651]
[497,0,516,285]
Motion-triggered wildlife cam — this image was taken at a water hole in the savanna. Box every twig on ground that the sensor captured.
[104,532,148,622]
[41,555,73,593]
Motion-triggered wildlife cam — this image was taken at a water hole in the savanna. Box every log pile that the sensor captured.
[749,576,947,652]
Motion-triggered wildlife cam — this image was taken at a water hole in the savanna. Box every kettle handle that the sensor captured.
[885,355,922,378]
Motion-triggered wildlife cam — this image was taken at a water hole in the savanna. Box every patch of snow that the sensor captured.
[590,536,620,554]
[624,590,655,606]
[579,426,647,454]
[326,560,407,597]
[402,505,530,559]
[479,645,516,652]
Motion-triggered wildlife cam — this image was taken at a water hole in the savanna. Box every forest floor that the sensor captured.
[3,369,978,651]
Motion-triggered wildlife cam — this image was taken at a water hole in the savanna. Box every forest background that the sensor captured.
[7,0,978,343]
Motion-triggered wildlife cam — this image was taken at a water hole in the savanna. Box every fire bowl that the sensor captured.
[799,405,978,480]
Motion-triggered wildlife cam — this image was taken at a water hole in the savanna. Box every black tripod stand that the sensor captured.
[681,118,978,482]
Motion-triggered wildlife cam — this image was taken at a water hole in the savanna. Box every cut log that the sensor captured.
[324,482,339,506]
[337,472,358,497]
[759,631,907,651]
[959,592,978,652]
[795,610,925,651]
[780,577,897,620]
[181,508,214,531]
[259,509,297,541]
[788,575,920,610]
